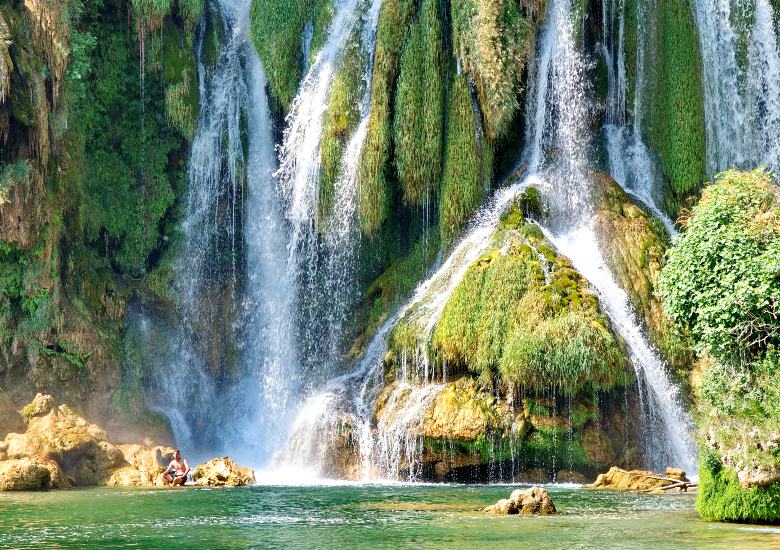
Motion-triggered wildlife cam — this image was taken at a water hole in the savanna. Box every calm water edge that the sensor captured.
[1,484,779,549]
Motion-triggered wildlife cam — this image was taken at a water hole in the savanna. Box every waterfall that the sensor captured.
[601,0,676,234]
[276,0,381,385]
[693,0,780,174]
[277,0,697,480]
[147,0,297,464]
[542,226,697,474]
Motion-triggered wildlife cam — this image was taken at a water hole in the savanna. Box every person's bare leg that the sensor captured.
[173,476,184,486]
[162,473,172,486]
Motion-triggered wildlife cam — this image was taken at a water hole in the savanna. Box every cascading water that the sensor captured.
[275,0,381,385]
[148,0,297,464]
[601,0,676,234]
[279,0,696,480]
[527,0,696,473]
[693,0,780,174]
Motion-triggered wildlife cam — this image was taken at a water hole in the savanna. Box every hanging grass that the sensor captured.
[450,0,537,141]
[438,74,491,245]
[393,0,445,206]
[357,0,415,236]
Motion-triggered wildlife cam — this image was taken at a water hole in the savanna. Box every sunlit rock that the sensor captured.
[589,466,690,492]
[484,486,557,515]
[192,457,255,487]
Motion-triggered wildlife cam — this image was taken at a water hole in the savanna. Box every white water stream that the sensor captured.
[693,0,780,174]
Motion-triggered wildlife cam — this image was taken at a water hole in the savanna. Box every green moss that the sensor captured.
[697,453,780,523]
[423,219,627,394]
[249,0,333,110]
[450,0,536,140]
[357,0,416,235]
[318,27,364,223]
[393,0,444,206]
[644,0,706,214]
[0,160,32,203]
[249,0,308,110]
[439,74,489,245]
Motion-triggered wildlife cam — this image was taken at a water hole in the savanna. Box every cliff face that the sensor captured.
[0,0,203,442]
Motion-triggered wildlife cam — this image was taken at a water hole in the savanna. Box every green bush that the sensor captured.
[658,169,780,360]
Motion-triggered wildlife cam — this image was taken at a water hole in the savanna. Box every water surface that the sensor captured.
[1,484,778,549]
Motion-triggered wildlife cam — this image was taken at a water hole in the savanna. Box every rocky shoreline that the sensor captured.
[0,394,254,490]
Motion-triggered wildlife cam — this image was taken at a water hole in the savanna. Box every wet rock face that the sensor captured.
[0,393,24,439]
[192,457,255,487]
[484,486,557,515]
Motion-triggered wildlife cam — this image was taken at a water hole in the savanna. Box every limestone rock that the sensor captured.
[20,393,54,418]
[192,457,255,487]
[106,445,175,487]
[0,393,24,439]
[0,457,51,490]
[589,466,689,492]
[484,486,556,515]
[4,399,125,486]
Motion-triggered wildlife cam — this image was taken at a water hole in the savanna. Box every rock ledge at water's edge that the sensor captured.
[0,394,254,490]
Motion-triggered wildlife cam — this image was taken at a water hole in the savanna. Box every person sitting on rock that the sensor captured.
[161,449,190,486]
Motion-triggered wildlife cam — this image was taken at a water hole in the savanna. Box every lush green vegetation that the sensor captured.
[249,0,333,110]
[393,0,444,206]
[358,0,415,235]
[660,169,780,523]
[438,74,490,245]
[0,0,196,417]
[644,0,707,214]
[698,451,780,523]
[659,170,780,360]
[450,0,536,140]
[389,198,628,395]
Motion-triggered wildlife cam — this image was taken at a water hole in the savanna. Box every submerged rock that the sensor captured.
[589,466,690,492]
[192,457,255,487]
[484,486,557,515]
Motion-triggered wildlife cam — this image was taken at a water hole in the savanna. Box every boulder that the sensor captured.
[106,445,175,487]
[589,466,690,492]
[484,486,557,515]
[20,393,54,418]
[0,393,24,439]
[4,398,125,486]
[192,457,255,487]
[0,458,51,490]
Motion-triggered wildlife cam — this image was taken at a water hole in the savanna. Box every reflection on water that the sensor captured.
[1,485,778,549]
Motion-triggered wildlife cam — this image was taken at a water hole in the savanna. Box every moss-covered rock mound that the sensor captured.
[593,172,692,372]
